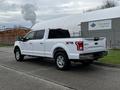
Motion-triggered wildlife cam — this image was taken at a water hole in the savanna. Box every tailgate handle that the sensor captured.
[95,42,98,45]
[40,42,44,44]
[94,37,99,41]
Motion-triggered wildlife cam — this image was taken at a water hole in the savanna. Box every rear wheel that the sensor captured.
[55,52,71,70]
[14,48,24,61]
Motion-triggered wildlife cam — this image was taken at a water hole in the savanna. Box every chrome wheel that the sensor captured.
[14,48,24,61]
[56,55,65,68]
[55,52,71,70]
[15,51,20,60]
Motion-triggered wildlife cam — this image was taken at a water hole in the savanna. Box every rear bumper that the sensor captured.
[79,51,108,60]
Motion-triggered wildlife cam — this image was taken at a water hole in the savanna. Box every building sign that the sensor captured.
[88,20,112,30]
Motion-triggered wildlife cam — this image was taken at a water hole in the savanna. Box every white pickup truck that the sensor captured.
[14,28,107,70]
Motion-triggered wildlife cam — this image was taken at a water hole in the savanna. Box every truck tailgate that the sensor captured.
[83,37,106,53]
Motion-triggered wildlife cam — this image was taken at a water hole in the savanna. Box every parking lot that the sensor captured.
[0,47,120,90]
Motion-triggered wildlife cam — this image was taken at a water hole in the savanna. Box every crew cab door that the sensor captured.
[31,30,45,56]
[20,31,35,55]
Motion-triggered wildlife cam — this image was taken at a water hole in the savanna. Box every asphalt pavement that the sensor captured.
[0,47,120,90]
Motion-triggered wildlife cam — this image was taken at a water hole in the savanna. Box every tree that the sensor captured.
[101,0,118,9]
[85,0,118,12]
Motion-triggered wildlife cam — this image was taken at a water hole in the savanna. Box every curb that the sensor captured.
[94,61,120,68]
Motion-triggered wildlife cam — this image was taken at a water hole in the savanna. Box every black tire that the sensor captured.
[81,60,93,66]
[54,52,71,70]
[14,48,24,61]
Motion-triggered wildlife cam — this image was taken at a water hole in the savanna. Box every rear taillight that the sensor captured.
[75,41,84,51]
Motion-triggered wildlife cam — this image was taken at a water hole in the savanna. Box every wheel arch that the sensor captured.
[14,46,20,53]
[53,47,69,59]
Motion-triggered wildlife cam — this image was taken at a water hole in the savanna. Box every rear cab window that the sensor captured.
[48,28,70,39]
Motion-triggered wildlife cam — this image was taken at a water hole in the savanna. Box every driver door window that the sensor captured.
[25,31,35,40]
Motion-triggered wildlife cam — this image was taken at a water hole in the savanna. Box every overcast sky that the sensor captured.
[0,0,119,28]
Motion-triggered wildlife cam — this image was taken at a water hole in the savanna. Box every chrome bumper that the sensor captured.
[79,51,108,60]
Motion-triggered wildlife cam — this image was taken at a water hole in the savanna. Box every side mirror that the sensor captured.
[16,36,27,42]
[22,37,28,42]
[16,36,23,41]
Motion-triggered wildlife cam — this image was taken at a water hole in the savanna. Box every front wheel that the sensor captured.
[14,48,24,61]
[55,52,71,70]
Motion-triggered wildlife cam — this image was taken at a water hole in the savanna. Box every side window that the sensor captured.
[48,29,70,39]
[34,30,45,39]
[25,31,35,40]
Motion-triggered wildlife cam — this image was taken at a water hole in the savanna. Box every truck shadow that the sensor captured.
[22,56,100,72]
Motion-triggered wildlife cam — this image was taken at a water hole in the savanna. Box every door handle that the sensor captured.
[40,43,44,44]
[29,42,32,44]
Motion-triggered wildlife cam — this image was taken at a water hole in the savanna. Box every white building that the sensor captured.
[33,6,120,48]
